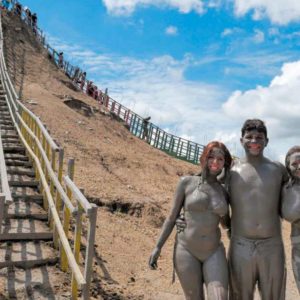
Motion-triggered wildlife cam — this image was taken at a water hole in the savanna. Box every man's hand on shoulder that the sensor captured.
[175,213,187,233]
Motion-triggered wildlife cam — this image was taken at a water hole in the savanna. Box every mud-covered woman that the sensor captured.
[149,141,232,300]
[281,146,300,294]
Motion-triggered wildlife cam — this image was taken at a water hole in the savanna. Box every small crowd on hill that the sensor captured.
[0,1,38,34]
[1,0,109,107]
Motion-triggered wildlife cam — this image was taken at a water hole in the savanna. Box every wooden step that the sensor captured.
[6,213,48,221]
[0,116,12,120]
[1,132,18,139]
[0,219,52,241]
[9,179,39,188]
[2,138,20,144]
[0,120,12,126]
[7,199,45,218]
[0,117,11,121]
[0,241,58,269]
[7,166,35,176]
[11,194,43,204]
[5,153,28,161]
[0,232,53,241]
[3,144,25,153]
[0,265,71,299]
[3,143,23,148]
[5,159,32,167]
[0,125,15,130]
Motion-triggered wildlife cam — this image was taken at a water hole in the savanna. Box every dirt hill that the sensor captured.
[1,11,298,300]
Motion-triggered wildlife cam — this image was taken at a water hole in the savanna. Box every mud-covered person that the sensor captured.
[228,119,289,299]
[177,119,288,300]
[149,141,232,300]
[281,146,300,294]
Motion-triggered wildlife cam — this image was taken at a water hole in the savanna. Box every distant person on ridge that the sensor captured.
[79,72,86,90]
[14,2,22,16]
[31,12,37,34]
[72,67,80,83]
[58,52,64,68]
[142,116,151,142]
[24,6,32,26]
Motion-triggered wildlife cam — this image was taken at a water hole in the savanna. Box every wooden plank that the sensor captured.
[5,160,32,167]
[0,257,58,269]
[7,167,35,176]
[8,180,39,187]
[0,232,53,241]
[6,213,48,221]
[11,194,44,203]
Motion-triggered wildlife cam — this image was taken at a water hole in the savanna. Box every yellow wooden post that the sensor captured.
[61,158,74,271]
[41,134,48,210]
[45,140,50,186]
[23,111,27,143]
[71,203,83,299]
[36,126,42,175]
[35,144,41,182]
[42,133,46,168]
[49,149,56,229]
[29,115,33,132]
[26,113,30,143]
[32,120,40,182]
[73,206,83,262]
[53,148,64,249]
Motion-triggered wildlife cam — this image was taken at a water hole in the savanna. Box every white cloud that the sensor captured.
[229,52,290,78]
[223,60,300,160]
[269,27,279,36]
[233,0,300,25]
[253,29,265,43]
[102,0,205,15]
[221,28,233,37]
[207,0,223,8]
[165,25,178,36]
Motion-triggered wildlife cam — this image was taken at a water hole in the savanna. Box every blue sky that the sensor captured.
[20,0,300,160]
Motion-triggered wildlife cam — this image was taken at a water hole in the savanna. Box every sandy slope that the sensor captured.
[1,11,298,299]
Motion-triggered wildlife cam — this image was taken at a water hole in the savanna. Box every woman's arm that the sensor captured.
[149,177,187,269]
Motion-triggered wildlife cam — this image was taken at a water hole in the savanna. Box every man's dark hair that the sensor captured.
[241,119,267,138]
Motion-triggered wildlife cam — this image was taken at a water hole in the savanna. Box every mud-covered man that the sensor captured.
[281,146,300,294]
[227,119,288,299]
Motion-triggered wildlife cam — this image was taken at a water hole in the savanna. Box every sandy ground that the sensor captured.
[1,11,299,299]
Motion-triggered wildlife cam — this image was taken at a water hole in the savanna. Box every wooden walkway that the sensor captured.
[0,83,71,299]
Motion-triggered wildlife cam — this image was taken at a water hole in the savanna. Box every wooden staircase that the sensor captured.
[0,84,71,299]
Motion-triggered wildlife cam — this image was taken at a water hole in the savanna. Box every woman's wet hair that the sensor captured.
[241,119,267,138]
[285,146,300,174]
[284,146,300,188]
[199,141,232,184]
